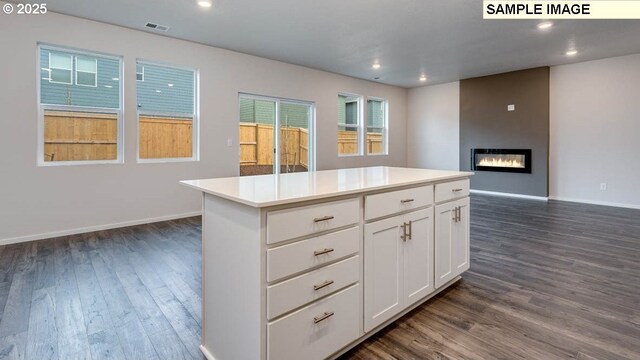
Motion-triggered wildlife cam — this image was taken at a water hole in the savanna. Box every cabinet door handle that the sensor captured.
[400,198,414,203]
[313,311,334,324]
[401,222,408,241]
[401,221,412,241]
[452,208,457,222]
[313,280,334,291]
[452,188,463,192]
[314,248,334,256]
[407,220,412,240]
[314,215,334,223]
[456,206,461,222]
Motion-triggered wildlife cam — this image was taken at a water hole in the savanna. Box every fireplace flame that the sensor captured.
[478,157,524,168]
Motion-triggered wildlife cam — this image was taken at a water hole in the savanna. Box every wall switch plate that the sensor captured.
[227,138,233,147]
[507,104,515,111]
[600,183,607,191]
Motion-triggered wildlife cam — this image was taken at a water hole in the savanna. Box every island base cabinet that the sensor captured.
[268,284,360,360]
[435,197,470,288]
[364,208,434,332]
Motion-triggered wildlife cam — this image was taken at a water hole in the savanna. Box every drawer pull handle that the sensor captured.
[313,280,334,291]
[452,188,464,192]
[313,311,335,324]
[314,248,334,256]
[314,215,335,222]
[400,198,415,203]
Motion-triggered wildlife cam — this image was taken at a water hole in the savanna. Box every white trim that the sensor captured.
[200,345,215,360]
[0,211,202,246]
[470,189,548,201]
[548,196,640,210]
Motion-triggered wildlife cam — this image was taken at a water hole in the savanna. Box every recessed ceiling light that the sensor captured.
[537,21,553,30]
[565,49,578,56]
[372,63,381,70]
[168,83,174,87]
[198,0,212,8]
[419,74,427,82]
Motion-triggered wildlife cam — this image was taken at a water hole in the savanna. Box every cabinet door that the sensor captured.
[435,198,470,288]
[452,197,470,275]
[364,215,403,332]
[403,207,434,306]
[435,201,456,288]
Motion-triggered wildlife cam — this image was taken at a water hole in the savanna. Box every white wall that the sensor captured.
[407,82,459,170]
[549,54,640,208]
[0,9,408,243]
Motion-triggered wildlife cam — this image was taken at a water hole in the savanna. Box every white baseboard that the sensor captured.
[470,189,548,201]
[0,211,202,246]
[548,196,640,210]
[200,345,216,360]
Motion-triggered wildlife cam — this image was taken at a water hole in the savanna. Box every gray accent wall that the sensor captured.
[460,67,549,197]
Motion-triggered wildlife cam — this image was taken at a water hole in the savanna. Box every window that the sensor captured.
[239,94,315,176]
[367,98,388,155]
[48,52,72,84]
[337,94,362,156]
[136,60,198,161]
[38,45,122,165]
[75,56,97,87]
[136,64,144,81]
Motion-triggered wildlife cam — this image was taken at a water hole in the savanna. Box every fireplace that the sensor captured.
[471,149,531,173]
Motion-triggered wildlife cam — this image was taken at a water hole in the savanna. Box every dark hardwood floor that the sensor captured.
[0,195,639,359]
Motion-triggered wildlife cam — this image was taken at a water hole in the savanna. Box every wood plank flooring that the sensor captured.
[0,195,639,359]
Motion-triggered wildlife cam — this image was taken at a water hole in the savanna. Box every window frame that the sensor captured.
[135,59,200,163]
[136,64,145,82]
[366,97,389,156]
[337,92,364,157]
[74,56,98,88]
[37,44,124,167]
[238,93,316,174]
[48,52,73,85]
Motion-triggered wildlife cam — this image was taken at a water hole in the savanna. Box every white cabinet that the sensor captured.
[364,207,434,332]
[435,197,470,288]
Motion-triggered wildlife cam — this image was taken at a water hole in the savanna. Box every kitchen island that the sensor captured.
[181,166,473,360]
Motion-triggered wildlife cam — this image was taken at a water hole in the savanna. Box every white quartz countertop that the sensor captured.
[181,166,473,208]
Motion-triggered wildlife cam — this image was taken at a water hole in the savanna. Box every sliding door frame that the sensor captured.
[238,93,316,174]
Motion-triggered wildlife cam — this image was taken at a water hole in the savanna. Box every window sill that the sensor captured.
[338,153,363,158]
[38,159,123,167]
[137,157,200,164]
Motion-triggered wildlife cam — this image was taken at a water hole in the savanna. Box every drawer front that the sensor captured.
[268,284,360,360]
[365,185,433,220]
[267,226,359,282]
[267,198,359,245]
[267,256,359,320]
[435,179,470,203]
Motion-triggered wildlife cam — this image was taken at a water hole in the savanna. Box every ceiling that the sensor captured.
[44,0,640,88]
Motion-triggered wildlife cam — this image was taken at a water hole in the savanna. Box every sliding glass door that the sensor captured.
[239,94,314,176]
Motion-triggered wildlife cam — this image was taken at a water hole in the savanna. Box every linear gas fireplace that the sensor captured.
[471,148,531,173]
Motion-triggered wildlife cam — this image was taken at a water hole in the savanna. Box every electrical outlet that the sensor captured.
[600,183,607,191]
[227,138,233,147]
